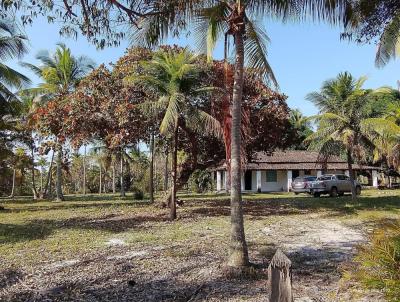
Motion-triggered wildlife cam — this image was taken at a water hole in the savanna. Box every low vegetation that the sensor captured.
[348,221,400,302]
[1,190,399,301]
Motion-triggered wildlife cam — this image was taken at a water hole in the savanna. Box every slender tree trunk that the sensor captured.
[170,127,178,220]
[10,168,16,198]
[40,168,43,192]
[120,148,125,197]
[55,143,64,202]
[149,131,155,203]
[83,145,87,195]
[99,164,102,194]
[228,29,249,268]
[49,171,53,198]
[164,148,169,191]
[347,149,356,200]
[30,141,38,200]
[112,161,116,194]
[42,148,55,198]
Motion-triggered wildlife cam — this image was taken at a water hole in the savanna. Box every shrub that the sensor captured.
[188,169,213,193]
[350,221,400,301]
[132,187,144,200]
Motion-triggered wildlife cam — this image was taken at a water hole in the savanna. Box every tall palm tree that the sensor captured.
[289,108,313,150]
[0,20,30,103]
[23,44,95,201]
[128,47,220,220]
[364,101,400,173]
[306,72,381,199]
[0,19,30,184]
[131,0,351,268]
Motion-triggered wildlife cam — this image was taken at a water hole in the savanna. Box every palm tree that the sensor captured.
[289,109,313,150]
[132,0,351,268]
[306,72,381,199]
[149,130,155,203]
[91,143,114,194]
[0,20,30,103]
[0,20,30,188]
[37,156,47,192]
[364,99,400,174]
[23,43,95,201]
[128,48,220,220]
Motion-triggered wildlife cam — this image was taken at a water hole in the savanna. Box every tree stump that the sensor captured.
[268,249,293,302]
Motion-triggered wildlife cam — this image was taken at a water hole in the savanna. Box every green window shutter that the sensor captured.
[266,170,277,182]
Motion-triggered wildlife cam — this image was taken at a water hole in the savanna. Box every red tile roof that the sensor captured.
[216,151,377,170]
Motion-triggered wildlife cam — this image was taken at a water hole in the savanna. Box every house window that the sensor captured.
[266,170,277,182]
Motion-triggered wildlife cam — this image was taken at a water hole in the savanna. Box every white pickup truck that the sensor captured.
[309,174,361,197]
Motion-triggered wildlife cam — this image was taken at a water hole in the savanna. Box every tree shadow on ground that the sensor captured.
[0,268,24,290]
[183,195,400,220]
[0,212,168,244]
[4,201,148,213]
[0,221,54,244]
[0,239,360,302]
[1,261,268,302]
[2,194,399,244]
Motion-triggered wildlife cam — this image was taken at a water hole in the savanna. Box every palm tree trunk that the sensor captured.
[83,145,87,195]
[149,131,155,203]
[99,164,102,194]
[55,143,64,202]
[228,30,249,268]
[120,148,125,197]
[40,168,43,192]
[10,168,16,198]
[30,141,38,200]
[170,127,178,220]
[164,148,169,191]
[347,149,356,200]
[112,161,116,194]
[42,148,55,198]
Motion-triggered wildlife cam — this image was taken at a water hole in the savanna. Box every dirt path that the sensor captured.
[0,210,384,302]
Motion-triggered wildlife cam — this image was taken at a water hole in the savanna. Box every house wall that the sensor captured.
[216,168,375,192]
[260,170,287,192]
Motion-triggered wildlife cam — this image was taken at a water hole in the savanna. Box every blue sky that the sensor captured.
[8,16,400,116]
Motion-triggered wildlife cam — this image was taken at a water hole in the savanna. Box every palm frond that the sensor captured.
[243,18,277,87]
[375,15,400,68]
[0,20,28,60]
[193,2,230,61]
[309,112,348,124]
[20,62,43,77]
[159,93,183,135]
[0,63,31,88]
[136,96,169,117]
[187,109,222,138]
[245,0,350,25]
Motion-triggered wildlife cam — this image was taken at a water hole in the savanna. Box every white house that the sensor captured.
[215,150,380,192]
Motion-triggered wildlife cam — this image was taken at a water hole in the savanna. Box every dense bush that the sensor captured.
[132,187,144,200]
[351,222,400,301]
[188,169,214,193]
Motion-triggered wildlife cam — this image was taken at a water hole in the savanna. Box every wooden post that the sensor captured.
[268,249,293,302]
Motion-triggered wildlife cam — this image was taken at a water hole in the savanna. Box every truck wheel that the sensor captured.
[356,186,361,195]
[330,187,338,197]
[313,192,320,198]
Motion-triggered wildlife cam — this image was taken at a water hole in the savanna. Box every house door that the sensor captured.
[292,170,300,179]
[244,170,252,191]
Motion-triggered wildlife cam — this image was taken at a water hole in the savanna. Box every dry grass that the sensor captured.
[0,190,399,301]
